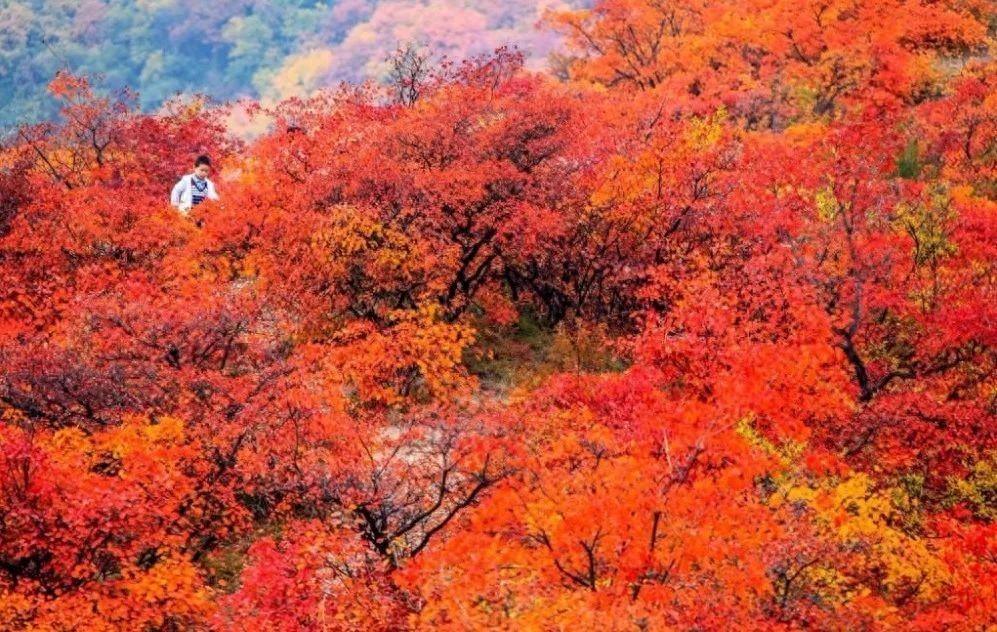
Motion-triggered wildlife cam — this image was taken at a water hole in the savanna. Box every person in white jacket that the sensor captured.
[170,155,219,214]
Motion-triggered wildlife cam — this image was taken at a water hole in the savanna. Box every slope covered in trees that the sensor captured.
[0,0,994,629]
[0,0,575,126]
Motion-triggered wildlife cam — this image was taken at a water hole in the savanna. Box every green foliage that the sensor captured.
[892,472,927,534]
[0,0,575,126]
[896,138,922,179]
[465,310,556,393]
[946,453,997,521]
[895,183,958,268]
[467,312,627,394]
[0,1,334,124]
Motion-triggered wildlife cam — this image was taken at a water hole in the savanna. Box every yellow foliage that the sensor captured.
[946,452,997,521]
[267,48,335,100]
[779,474,952,604]
[815,185,839,222]
[684,107,728,149]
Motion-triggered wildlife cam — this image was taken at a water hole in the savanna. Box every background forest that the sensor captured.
[0,0,995,630]
[0,0,576,125]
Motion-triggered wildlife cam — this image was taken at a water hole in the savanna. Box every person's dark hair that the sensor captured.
[194,155,211,167]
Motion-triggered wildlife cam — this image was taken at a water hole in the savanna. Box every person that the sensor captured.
[170,155,219,214]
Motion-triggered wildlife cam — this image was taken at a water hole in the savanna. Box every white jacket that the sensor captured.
[170,174,219,214]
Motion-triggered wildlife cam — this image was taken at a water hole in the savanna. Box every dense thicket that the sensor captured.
[0,1,994,629]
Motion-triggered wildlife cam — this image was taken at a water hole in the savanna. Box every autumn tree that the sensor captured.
[0,5,994,628]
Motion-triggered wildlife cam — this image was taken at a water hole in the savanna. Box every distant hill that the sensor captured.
[0,0,576,126]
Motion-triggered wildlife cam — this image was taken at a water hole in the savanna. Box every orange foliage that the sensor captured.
[0,4,994,630]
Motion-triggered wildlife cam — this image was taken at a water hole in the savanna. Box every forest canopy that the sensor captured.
[0,0,994,629]
[0,0,574,126]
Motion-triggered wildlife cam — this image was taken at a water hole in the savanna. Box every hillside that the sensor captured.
[0,1,994,629]
[0,0,575,126]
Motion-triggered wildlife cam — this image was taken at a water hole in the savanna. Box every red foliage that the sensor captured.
[0,4,993,628]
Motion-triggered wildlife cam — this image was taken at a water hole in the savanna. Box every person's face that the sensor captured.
[194,164,211,179]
